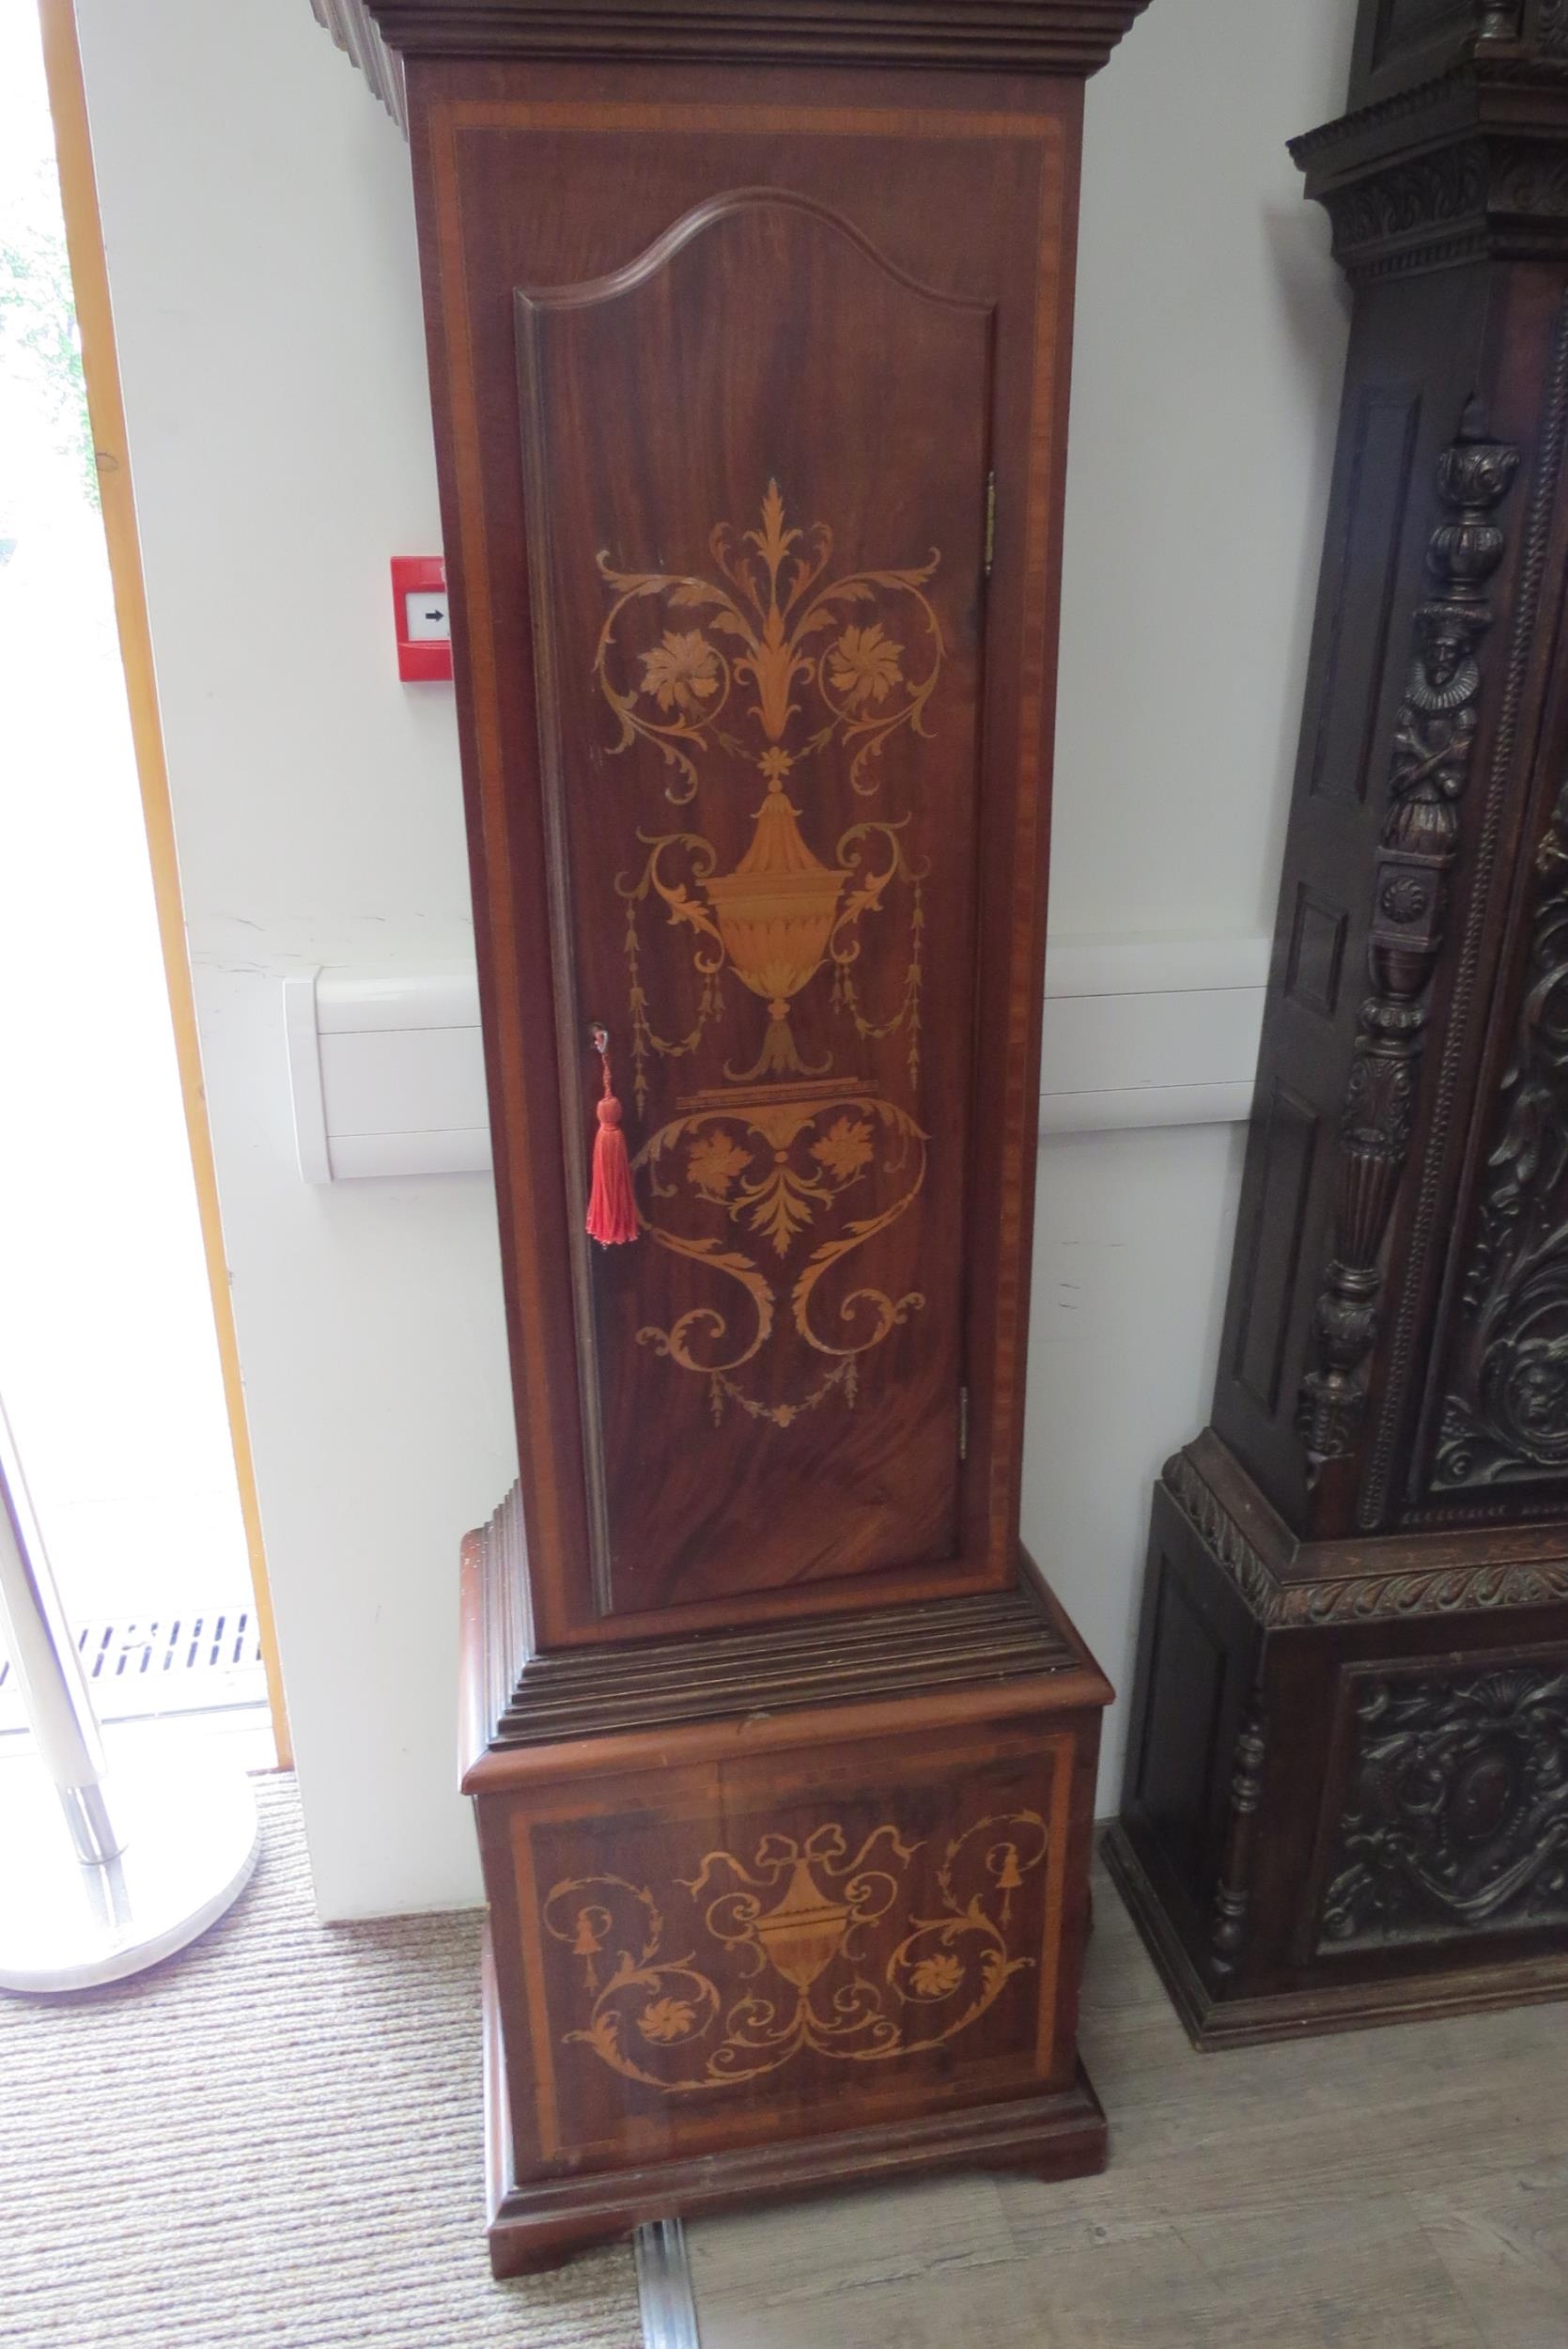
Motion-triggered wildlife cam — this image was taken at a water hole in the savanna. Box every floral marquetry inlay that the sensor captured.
[597,479,943,811]
[541,1811,1049,2094]
[635,1091,925,1426]
[597,481,948,1426]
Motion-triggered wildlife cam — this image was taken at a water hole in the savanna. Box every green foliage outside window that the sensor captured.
[0,159,96,516]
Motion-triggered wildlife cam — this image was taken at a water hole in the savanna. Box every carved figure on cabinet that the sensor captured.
[1386,603,1486,851]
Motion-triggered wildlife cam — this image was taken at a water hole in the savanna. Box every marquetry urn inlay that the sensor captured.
[600,481,944,1426]
[542,1810,1048,2092]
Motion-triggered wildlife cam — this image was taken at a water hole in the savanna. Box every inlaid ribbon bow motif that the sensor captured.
[542,1811,1049,2093]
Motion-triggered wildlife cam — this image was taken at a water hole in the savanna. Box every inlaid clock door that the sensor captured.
[517,191,994,1618]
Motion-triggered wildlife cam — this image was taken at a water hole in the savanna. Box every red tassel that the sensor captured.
[585,1029,638,1247]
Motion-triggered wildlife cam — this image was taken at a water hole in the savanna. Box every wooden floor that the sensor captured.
[685,1859,1568,2348]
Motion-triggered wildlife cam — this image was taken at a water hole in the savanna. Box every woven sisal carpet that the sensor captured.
[1,1772,642,2348]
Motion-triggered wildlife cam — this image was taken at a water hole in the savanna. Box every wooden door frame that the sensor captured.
[34,0,291,1766]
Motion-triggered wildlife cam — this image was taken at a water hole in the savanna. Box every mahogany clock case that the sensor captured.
[407,55,1094,1655]
[1110,0,1568,2046]
[314,0,1154,2271]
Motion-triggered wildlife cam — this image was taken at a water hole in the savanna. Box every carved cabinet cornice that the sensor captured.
[1111,0,1568,2048]
[318,0,1151,2269]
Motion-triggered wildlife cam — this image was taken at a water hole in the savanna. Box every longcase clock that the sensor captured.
[1110,0,1568,2048]
[315,0,1152,2271]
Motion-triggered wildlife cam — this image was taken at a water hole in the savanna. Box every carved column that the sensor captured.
[1297,405,1520,1473]
[1208,1710,1267,1983]
[1108,0,1568,2044]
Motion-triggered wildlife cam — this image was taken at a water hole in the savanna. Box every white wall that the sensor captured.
[75,0,514,1916]
[73,0,1355,1915]
[1036,0,1355,1808]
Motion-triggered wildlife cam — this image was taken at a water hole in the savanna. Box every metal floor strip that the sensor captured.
[635,2217,702,2349]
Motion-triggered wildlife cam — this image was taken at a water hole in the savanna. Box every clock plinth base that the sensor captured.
[1102,1816,1568,2051]
[463,1498,1113,2272]
[482,1940,1108,2277]
[1113,1438,1568,2048]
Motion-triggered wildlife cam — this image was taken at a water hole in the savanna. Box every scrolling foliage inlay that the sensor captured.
[598,482,942,1425]
[542,1811,1048,2093]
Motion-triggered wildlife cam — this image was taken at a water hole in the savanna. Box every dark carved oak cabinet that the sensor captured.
[1109,0,1568,2046]
[314,0,1152,2271]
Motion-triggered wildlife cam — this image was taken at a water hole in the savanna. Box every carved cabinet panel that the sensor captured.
[1433,795,1568,1493]
[1317,1653,1568,1952]
[518,194,991,1611]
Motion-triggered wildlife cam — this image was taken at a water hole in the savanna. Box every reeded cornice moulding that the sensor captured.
[1293,43,1568,281]
[315,0,1153,121]
[311,0,407,124]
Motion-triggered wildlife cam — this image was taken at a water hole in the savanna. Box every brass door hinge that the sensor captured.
[983,472,997,580]
[959,1385,970,1463]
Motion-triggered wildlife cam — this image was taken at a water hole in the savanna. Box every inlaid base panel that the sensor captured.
[466,1561,1112,2273]
[1113,1439,1568,2047]
[483,1946,1108,2275]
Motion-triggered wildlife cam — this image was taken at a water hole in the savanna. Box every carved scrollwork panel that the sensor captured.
[1317,1659,1568,1951]
[1318,143,1489,280]
[1436,819,1568,1489]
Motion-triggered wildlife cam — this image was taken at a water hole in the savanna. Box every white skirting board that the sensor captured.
[282,936,1271,1183]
